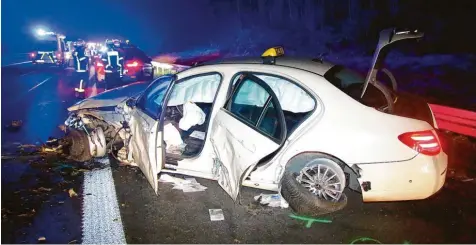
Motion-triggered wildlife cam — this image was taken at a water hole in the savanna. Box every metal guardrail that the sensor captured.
[429,103,476,138]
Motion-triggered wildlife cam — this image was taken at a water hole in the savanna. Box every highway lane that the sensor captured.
[1,64,84,244]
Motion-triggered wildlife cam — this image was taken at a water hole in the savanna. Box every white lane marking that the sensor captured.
[3,61,32,67]
[27,77,52,92]
[20,71,36,77]
[82,163,126,244]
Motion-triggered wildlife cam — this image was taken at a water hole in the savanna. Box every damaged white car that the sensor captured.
[61,28,447,216]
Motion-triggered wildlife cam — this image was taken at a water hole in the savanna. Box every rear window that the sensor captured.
[324,65,388,108]
[122,47,150,62]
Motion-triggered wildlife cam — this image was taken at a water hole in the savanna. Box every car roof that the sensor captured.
[203,57,336,76]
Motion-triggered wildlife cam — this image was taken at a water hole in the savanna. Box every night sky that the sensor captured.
[2,0,476,58]
[1,0,227,55]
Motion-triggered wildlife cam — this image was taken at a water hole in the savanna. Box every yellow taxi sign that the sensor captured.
[261,46,284,57]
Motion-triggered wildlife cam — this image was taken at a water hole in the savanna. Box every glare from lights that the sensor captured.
[36,28,55,36]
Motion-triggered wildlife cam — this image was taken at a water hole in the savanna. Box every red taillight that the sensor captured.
[126,60,140,67]
[96,61,104,67]
[30,53,35,57]
[398,130,441,156]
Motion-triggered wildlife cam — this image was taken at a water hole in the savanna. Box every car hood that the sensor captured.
[68,82,149,111]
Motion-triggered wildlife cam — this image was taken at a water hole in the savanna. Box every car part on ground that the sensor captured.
[64,129,92,162]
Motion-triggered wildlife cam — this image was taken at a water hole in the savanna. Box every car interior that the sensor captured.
[162,73,315,166]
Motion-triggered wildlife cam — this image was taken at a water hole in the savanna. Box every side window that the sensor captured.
[257,100,282,140]
[228,77,283,141]
[228,73,316,135]
[137,76,174,118]
[230,78,269,125]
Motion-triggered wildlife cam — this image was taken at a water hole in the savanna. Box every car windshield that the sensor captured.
[324,65,365,90]
[136,75,175,118]
[324,65,389,108]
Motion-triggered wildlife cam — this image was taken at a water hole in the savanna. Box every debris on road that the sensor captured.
[159,174,207,192]
[68,188,78,198]
[289,214,332,228]
[209,209,225,221]
[254,193,289,208]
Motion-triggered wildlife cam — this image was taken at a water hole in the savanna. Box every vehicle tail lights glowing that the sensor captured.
[398,130,441,156]
[96,61,104,67]
[30,53,36,57]
[126,60,140,68]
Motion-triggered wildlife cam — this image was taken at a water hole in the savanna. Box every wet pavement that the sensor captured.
[1,64,95,244]
[2,63,476,244]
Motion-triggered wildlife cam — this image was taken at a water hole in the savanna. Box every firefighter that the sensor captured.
[72,40,89,98]
[73,40,88,73]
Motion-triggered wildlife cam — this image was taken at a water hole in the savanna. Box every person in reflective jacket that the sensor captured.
[73,41,88,73]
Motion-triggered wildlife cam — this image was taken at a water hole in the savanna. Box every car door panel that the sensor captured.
[129,108,160,194]
[210,73,287,201]
[211,110,280,200]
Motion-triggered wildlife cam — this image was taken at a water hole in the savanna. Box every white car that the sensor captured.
[61,28,447,215]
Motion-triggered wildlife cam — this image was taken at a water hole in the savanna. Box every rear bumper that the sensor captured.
[357,151,447,202]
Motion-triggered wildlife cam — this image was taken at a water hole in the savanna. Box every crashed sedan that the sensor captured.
[60,28,447,216]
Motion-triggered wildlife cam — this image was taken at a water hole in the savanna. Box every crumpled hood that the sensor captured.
[68,82,149,111]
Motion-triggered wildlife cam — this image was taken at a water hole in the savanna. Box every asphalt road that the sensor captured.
[2,63,476,244]
[1,64,84,244]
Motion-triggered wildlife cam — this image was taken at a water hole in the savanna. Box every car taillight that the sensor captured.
[96,62,104,67]
[398,130,441,156]
[30,53,36,57]
[126,60,140,67]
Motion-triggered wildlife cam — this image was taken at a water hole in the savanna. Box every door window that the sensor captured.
[227,75,285,141]
[136,75,174,119]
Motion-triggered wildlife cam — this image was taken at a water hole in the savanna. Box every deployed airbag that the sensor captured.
[179,102,206,131]
[164,123,185,152]
[233,75,315,113]
[167,74,221,106]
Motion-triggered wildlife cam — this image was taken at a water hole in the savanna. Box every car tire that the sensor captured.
[280,156,348,216]
[65,129,92,162]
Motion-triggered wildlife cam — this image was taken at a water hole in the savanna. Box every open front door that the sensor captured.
[210,73,287,200]
[129,108,161,194]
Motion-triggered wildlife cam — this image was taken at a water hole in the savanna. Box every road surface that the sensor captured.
[2,63,476,244]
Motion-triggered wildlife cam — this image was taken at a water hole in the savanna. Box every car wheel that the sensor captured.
[65,129,92,162]
[280,156,348,216]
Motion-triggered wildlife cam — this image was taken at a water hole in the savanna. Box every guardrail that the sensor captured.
[429,103,476,138]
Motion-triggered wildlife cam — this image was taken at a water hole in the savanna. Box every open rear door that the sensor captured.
[210,73,287,200]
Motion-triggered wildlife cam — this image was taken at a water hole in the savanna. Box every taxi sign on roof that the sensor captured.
[261,46,284,57]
